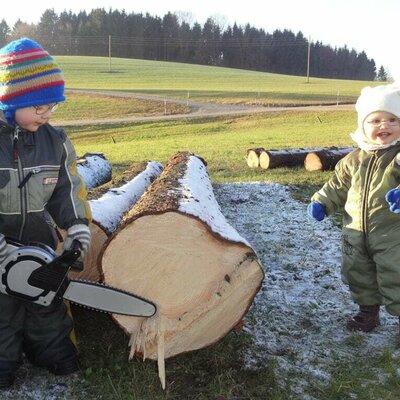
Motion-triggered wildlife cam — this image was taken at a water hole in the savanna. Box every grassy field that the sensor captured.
[41,58,395,399]
[67,108,355,194]
[56,55,379,106]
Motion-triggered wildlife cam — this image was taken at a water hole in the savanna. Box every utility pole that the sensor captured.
[108,35,112,73]
[306,36,311,83]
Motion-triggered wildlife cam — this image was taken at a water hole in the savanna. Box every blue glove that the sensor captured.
[385,188,400,213]
[308,201,326,221]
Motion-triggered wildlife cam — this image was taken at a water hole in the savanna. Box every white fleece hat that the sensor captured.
[351,84,400,151]
[356,84,400,127]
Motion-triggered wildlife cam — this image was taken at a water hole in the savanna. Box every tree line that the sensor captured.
[0,9,387,81]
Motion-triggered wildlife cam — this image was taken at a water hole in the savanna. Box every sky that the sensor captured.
[2,0,400,80]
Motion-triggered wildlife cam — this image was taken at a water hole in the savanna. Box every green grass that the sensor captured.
[56,55,379,105]
[67,109,355,191]
[52,92,189,122]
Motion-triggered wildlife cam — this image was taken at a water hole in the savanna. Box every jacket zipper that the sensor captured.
[361,152,378,235]
[12,127,27,240]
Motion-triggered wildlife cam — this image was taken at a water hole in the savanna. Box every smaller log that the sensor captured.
[259,148,312,169]
[246,148,265,168]
[304,147,354,171]
[67,161,163,281]
[77,153,112,189]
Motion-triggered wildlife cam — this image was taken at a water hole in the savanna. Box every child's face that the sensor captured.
[363,111,400,145]
[15,103,58,132]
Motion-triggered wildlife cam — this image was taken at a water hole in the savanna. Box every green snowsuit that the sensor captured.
[312,143,400,315]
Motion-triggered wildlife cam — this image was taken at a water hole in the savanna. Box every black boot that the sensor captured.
[346,305,380,332]
[0,373,14,389]
[47,357,79,376]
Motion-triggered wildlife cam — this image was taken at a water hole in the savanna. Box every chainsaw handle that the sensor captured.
[67,240,84,272]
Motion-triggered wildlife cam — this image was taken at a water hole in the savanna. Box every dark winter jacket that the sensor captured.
[0,120,91,248]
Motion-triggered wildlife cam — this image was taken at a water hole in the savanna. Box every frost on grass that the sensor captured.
[3,182,400,399]
[214,182,399,398]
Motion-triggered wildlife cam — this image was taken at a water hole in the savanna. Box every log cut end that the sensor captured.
[246,148,264,168]
[102,211,264,360]
[304,152,323,172]
[258,150,270,169]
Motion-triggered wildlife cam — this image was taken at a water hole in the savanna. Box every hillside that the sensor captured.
[58,55,380,106]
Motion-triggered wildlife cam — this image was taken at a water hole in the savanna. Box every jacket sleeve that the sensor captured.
[311,154,352,215]
[46,135,92,229]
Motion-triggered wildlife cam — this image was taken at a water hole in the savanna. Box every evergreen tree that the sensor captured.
[377,65,388,81]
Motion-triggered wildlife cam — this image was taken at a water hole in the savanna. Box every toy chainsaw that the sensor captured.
[0,238,156,317]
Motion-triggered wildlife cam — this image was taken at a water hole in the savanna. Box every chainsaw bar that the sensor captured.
[64,279,157,317]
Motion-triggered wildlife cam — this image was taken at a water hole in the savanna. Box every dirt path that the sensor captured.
[57,88,353,126]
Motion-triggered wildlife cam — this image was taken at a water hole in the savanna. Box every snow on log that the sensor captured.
[100,151,265,389]
[304,147,354,172]
[68,161,163,282]
[246,148,264,168]
[77,152,112,189]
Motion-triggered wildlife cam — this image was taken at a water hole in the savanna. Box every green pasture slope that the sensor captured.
[55,55,379,191]
[49,57,399,400]
[57,55,379,105]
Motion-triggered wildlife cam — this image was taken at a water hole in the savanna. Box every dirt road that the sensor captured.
[57,88,353,126]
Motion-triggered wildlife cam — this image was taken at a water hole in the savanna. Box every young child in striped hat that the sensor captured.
[0,38,92,388]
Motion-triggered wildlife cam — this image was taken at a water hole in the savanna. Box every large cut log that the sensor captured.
[246,147,265,168]
[100,151,264,389]
[259,148,315,169]
[304,147,354,171]
[67,161,163,281]
[77,152,112,189]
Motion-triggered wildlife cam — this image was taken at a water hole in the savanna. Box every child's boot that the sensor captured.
[346,305,380,332]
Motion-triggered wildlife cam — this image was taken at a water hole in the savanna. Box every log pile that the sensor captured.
[246,146,354,171]
[100,151,264,388]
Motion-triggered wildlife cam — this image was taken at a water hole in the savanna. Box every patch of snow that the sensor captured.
[214,182,399,398]
[90,161,163,232]
[178,156,249,245]
[77,154,112,189]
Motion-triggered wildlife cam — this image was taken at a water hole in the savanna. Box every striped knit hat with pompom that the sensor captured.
[0,37,65,111]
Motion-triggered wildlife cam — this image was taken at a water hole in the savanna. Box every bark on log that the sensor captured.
[100,151,264,389]
[259,148,313,169]
[77,153,112,189]
[246,148,264,168]
[304,147,354,171]
[66,161,163,281]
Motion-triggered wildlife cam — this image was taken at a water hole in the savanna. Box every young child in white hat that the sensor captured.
[308,84,400,333]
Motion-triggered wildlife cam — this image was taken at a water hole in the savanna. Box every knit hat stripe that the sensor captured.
[0,55,52,71]
[0,49,49,65]
[0,74,64,101]
[0,63,61,84]
[0,38,65,111]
